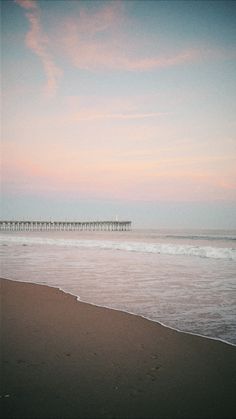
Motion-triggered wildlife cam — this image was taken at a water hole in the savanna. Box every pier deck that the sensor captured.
[0,220,132,232]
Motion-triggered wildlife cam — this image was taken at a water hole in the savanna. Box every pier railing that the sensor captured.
[0,220,132,232]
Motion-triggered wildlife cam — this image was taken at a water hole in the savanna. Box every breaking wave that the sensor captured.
[1,235,236,261]
[165,234,236,241]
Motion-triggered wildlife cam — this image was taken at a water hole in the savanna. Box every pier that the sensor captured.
[0,220,132,232]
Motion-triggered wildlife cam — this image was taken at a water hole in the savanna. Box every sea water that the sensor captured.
[1,229,236,345]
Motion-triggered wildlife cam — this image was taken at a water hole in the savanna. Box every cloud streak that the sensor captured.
[58,3,201,72]
[16,0,62,96]
[67,42,199,72]
[70,111,168,122]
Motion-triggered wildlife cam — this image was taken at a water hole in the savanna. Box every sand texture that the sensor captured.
[1,278,236,418]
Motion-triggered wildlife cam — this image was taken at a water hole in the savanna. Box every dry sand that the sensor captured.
[1,278,236,419]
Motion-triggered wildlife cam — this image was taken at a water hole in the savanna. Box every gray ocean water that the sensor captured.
[1,229,236,345]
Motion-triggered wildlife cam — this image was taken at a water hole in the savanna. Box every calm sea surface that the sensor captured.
[1,229,236,345]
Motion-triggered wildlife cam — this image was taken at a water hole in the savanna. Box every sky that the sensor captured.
[1,0,236,228]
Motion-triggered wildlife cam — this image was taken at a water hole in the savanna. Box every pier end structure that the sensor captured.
[0,220,132,232]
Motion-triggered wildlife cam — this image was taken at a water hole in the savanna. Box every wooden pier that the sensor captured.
[0,220,132,232]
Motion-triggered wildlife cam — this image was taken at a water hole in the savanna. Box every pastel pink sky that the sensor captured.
[1,0,236,226]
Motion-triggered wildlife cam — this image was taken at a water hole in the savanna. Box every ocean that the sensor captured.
[1,229,236,345]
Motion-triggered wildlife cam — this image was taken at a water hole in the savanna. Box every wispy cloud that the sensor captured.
[16,0,62,96]
[70,111,168,122]
[125,50,200,71]
[16,1,232,78]
[58,3,200,72]
[62,94,168,123]
[15,0,37,10]
[66,40,199,72]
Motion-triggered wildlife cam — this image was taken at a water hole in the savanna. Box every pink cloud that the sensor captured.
[61,94,168,124]
[70,111,168,122]
[15,0,37,10]
[76,2,123,35]
[126,49,200,71]
[57,3,200,72]
[4,134,236,202]
[57,3,234,73]
[16,2,231,77]
[16,0,62,96]
[63,23,198,71]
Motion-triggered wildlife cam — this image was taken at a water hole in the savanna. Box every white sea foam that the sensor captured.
[165,234,236,241]
[1,235,236,260]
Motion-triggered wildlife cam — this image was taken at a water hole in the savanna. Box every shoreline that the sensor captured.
[2,276,235,348]
[1,277,236,418]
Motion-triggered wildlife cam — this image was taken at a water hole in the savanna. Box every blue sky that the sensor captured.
[1,0,236,228]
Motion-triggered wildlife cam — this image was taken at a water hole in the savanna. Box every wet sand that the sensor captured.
[1,278,236,418]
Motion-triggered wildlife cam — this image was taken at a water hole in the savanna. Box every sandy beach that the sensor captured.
[1,278,236,419]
